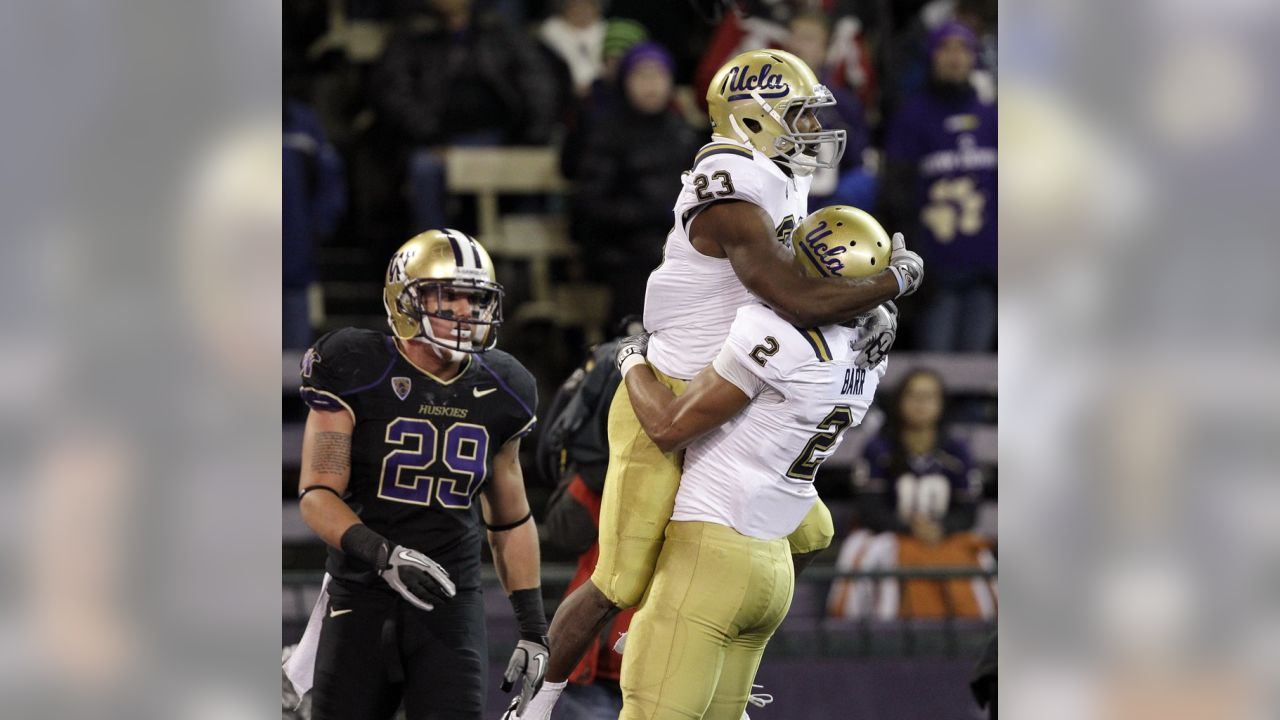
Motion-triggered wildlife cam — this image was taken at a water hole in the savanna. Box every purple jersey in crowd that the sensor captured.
[884,91,997,274]
[857,434,982,522]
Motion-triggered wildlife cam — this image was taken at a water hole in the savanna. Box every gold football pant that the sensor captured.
[590,370,835,609]
[618,521,794,720]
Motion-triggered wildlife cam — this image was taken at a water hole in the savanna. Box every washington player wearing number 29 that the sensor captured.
[286,230,548,720]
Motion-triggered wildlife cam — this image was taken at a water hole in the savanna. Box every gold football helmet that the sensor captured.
[792,206,891,279]
[383,229,503,354]
[706,48,846,176]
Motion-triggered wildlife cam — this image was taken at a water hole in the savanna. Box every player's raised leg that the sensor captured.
[588,370,688,609]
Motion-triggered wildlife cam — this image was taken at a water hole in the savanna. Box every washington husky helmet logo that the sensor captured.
[387,249,413,284]
[391,376,412,401]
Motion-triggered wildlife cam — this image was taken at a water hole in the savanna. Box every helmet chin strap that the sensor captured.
[411,311,471,363]
[726,115,751,144]
[411,335,467,364]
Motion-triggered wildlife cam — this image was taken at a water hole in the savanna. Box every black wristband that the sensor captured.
[508,587,548,642]
[299,485,342,501]
[340,524,391,571]
[485,511,532,533]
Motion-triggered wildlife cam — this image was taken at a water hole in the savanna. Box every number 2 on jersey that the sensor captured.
[378,417,489,509]
[787,405,854,481]
[749,336,780,366]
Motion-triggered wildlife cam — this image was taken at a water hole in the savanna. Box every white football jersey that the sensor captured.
[644,137,812,380]
[673,304,886,540]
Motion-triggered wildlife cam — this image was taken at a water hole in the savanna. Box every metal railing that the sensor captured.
[283,564,996,659]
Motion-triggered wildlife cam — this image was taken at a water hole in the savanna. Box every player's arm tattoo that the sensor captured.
[311,431,352,475]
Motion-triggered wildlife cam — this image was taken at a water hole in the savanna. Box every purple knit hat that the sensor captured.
[928,20,979,55]
[618,42,675,82]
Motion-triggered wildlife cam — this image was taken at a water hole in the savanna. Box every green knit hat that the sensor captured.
[603,19,649,61]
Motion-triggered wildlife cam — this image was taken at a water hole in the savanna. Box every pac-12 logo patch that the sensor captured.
[391,376,412,401]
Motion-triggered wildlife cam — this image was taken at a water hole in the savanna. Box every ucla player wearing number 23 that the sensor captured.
[519,47,924,720]
[614,208,893,719]
[293,230,548,719]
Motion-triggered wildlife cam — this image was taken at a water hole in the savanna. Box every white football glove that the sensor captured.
[887,232,924,297]
[380,545,456,612]
[615,332,651,376]
[501,637,550,716]
[852,301,898,369]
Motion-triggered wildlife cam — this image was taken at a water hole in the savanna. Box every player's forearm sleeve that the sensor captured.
[340,524,391,570]
[509,588,549,641]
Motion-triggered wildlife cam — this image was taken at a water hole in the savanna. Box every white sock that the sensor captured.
[521,680,567,720]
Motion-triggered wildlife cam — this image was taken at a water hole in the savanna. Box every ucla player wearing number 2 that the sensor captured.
[518,48,924,720]
[613,208,892,718]
[293,230,548,719]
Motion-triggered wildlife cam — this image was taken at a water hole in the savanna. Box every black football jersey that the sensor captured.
[300,328,538,590]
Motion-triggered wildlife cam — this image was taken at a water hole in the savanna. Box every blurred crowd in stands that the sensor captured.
[283,0,997,354]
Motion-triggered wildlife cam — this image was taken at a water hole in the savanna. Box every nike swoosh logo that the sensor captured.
[329,608,353,618]
[473,387,497,397]
[398,550,433,568]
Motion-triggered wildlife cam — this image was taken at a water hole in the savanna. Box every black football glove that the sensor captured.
[380,545,456,612]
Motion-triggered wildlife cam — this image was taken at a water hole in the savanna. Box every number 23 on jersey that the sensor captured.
[692,170,735,201]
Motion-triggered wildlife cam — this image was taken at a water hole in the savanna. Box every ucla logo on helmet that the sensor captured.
[720,63,790,101]
[801,220,847,274]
